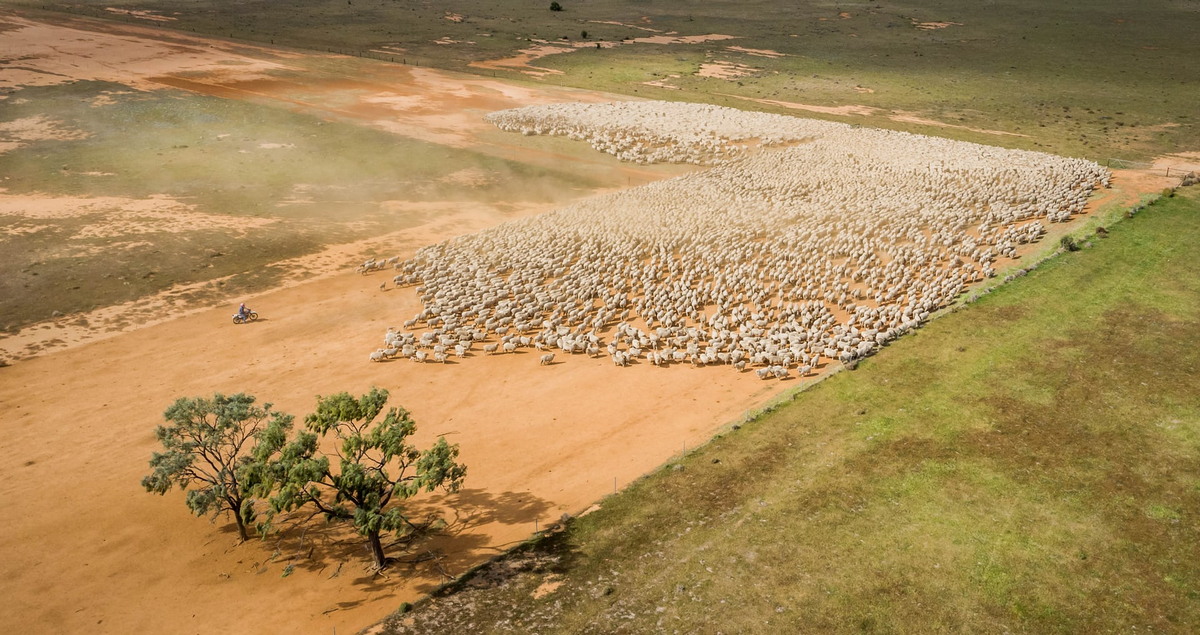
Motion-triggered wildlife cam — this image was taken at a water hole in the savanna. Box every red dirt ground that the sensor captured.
[0,11,778,634]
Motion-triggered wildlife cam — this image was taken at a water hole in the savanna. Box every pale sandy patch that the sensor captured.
[104,6,176,22]
[89,90,133,107]
[73,208,276,240]
[0,223,51,237]
[697,61,762,80]
[0,13,290,91]
[0,115,90,152]
[444,12,465,23]
[1152,151,1200,176]
[726,45,786,58]
[532,577,565,599]
[913,20,963,30]
[359,92,432,110]
[632,33,738,45]
[257,142,296,149]
[642,74,683,90]
[0,193,276,239]
[67,239,156,257]
[854,85,875,94]
[468,42,581,76]
[0,192,178,219]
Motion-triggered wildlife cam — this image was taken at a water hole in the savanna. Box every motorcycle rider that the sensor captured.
[237,302,250,319]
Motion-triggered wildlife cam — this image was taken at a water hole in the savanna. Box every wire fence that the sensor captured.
[1107,158,1199,180]
[1106,158,1153,169]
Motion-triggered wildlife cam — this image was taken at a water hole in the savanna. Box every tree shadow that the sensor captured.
[419,488,557,532]
[217,488,558,594]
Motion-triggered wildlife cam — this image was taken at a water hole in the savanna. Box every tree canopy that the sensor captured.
[142,393,293,541]
[262,387,467,569]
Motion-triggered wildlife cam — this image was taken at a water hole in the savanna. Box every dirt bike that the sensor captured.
[232,310,259,324]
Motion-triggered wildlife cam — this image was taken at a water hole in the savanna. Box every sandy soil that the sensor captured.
[0,115,91,153]
[912,20,963,30]
[0,9,1188,635]
[1152,151,1200,176]
[0,11,769,635]
[0,13,288,91]
[0,241,786,634]
[697,61,762,80]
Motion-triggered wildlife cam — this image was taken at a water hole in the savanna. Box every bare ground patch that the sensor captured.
[0,114,90,153]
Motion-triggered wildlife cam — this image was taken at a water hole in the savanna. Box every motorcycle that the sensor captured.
[232,310,259,324]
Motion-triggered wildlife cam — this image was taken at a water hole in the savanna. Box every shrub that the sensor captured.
[550,1,562,11]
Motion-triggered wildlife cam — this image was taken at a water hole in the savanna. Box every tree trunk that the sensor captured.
[367,530,387,569]
[228,496,250,542]
[232,508,250,542]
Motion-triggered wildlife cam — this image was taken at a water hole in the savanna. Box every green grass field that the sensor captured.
[0,74,606,332]
[10,0,1197,161]
[382,187,1200,632]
